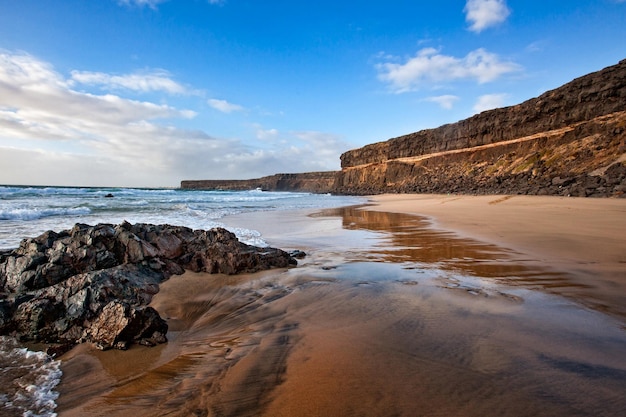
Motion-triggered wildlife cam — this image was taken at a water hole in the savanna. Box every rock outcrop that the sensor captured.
[0,222,297,351]
[334,59,626,196]
[181,171,338,193]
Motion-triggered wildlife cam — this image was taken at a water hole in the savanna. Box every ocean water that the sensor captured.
[0,185,364,250]
[0,337,61,417]
[0,185,364,416]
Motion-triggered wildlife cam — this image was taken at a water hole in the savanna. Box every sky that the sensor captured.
[0,0,625,187]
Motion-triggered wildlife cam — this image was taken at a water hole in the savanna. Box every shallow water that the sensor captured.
[55,207,626,417]
[0,337,62,417]
[326,206,626,320]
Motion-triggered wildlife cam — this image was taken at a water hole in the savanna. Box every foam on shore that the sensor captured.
[0,337,62,417]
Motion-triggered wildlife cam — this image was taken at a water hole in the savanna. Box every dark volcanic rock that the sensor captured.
[87,301,167,350]
[0,223,297,350]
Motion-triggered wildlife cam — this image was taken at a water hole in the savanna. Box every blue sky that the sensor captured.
[0,0,624,187]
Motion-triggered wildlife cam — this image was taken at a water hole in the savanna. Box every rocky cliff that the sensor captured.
[334,59,626,197]
[181,171,338,193]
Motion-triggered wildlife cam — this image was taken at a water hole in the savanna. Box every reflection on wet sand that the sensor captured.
[59,270,298,416]
[322,206,625,320]
[57,208,626,417]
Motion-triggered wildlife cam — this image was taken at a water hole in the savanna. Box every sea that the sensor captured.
[0,185,364,417]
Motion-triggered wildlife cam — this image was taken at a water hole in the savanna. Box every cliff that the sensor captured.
[182,59,625,198]
[334,59,626,197]
[181,171,338,193]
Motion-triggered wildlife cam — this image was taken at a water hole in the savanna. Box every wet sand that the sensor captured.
[57,195,626,416]
[368,194,626,271]
[366,194,626,320]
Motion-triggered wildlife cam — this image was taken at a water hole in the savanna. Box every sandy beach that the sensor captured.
[368,194,626,273]
[366,194,626,320]
[56,194,626,417]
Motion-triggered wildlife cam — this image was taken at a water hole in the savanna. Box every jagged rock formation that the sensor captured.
[334,59,626,196]
[0,222,297,351]
[181,171,338,193]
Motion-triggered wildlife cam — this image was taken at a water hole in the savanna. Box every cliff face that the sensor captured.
[335,59,626,197]
[181,171,338,193]
[335,114,625,196]
[341,59,626,167]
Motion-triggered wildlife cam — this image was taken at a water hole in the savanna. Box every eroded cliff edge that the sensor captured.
[334,59,626,196]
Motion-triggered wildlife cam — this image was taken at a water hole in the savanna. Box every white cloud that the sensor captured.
[464,0,510,33]
[0,53,194,134]
[168,128,348,181]
[525,40,546,53]
[292,131,351,163]
[0,52,69,90]
[254,126,280,141]
[377,48,520,93]
[424,95,460,110]
[218,128,350,176]
[473,93,508,113]
[0,52,344,187]
[208,98,245,113]
[0,52,223,186]
[118,0,168,9]
[118,0,224,8]
[70,70,189,94]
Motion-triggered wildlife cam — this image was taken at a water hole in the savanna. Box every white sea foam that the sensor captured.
[0,337,62,417]
[231,227,267,247]
[0,186,365,250]
[0,206,91,221]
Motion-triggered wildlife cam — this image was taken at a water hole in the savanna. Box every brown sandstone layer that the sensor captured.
[334,111,626,196]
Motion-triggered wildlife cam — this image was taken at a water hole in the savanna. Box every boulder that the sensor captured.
[88,301,167,350]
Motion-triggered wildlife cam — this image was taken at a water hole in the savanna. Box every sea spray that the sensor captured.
[0,337,62,417]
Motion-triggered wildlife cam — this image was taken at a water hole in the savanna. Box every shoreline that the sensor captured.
[222,194,626,320]
[55,194,626,416]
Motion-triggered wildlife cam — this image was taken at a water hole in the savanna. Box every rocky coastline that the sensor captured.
[6,58,623,363]
[182,58,626,198]
[0,222,297,353]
